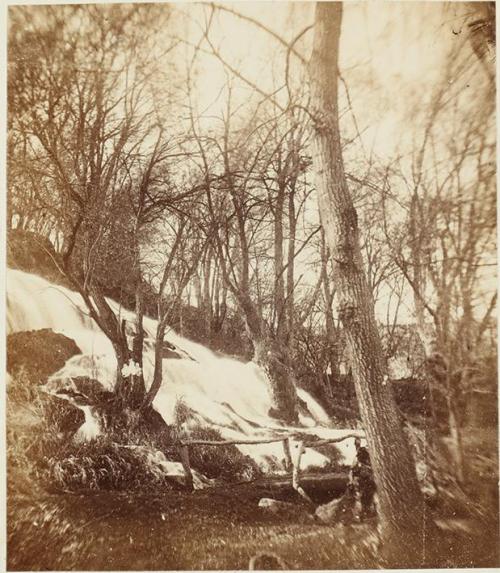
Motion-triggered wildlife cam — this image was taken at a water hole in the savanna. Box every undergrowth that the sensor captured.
[46,439,183,492]
[8,371,181,494]
[174,398,263,482]
[8,371,265,496]
[187,426,264,482]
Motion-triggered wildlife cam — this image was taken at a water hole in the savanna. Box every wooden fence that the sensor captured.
[178,432,363,502]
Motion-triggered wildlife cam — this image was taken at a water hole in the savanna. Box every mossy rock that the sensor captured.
[7,329,81,385]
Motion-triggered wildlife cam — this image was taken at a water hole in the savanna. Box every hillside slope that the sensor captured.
[7,268,363,471]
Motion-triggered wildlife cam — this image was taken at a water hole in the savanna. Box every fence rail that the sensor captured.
[177,431,363,499]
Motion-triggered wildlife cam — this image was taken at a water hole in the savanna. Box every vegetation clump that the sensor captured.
[47,439,183,492]
[188,426,264,482]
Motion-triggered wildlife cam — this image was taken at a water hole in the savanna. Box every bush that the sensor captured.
[173,399,263,481]
[7,370,93,500]
[46,439,183,492]
[7,372,57,498]
[187,426,264,482]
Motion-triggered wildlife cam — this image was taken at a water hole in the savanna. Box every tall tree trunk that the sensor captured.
[320,228,340,394]
[237,292,299,424]
[309,2,430,561]
[253,337,299,424]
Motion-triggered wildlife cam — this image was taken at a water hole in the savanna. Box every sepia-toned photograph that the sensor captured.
[4,1,498,570]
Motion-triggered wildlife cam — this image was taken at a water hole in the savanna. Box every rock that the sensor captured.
[315,498,341,523]
[129,446,213,489]
[44,375,113,406]
[7,330,84,435]
[315,487,359,524]
[42,375,114,440]
[258,498,314,522]
[7,329,81,385]
[249,552,288,570]
[161,347,183,359]
[259,498,293,512]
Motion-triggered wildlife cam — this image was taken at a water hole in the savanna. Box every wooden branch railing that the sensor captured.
[180,437,288,446]
[177,431,364,498]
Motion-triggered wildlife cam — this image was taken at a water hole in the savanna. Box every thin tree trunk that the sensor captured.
[286,184,296,346]
[203,253,213,336]
[274,183,286,341]
[309,3,429,561]
[131,279,146,407]
[447,397,465,483]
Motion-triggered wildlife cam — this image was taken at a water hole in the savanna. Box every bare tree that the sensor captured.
[382,44,496,482]
[8,5,201,416]
[309,3,429,559]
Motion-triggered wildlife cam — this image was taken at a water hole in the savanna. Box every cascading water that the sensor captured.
[7,269,360,469]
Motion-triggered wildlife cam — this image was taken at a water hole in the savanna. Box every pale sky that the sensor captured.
[172,1,494,326]
[180,2,464,156]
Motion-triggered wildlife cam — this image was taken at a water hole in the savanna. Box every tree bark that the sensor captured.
[253,337,299,425]
[237,291,299,424]
[286,183,296,346]
[309,2,429,561]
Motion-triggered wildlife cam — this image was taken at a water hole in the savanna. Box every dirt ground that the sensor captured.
[7,479,499,571]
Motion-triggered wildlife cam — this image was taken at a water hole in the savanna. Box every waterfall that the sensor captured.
[7,269,360,468]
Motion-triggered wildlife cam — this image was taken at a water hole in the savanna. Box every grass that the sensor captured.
[7,373,499,570]
[7,483,499,571]
[46,439,184,492]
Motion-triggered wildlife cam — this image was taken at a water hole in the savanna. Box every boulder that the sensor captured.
[161,342,183,360]
[259,498,295,512]
[258,498,314,522]
[128,446,213,489]
[7,330,84,435]
[315,498,342,523]
[315,487,359,524]
[7,329,81,385]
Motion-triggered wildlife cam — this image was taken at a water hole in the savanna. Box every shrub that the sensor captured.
[187,425,264,482]
[7,372,54,497]
[7,370,87,497]
[46,439,183,492]
[173,399,262,481]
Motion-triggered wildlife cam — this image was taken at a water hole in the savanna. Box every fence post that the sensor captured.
[179,443,194,491]
[291,440,314,505]
[282,437,292,471]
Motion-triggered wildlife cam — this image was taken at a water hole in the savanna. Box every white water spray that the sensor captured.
[7,269,360,469]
